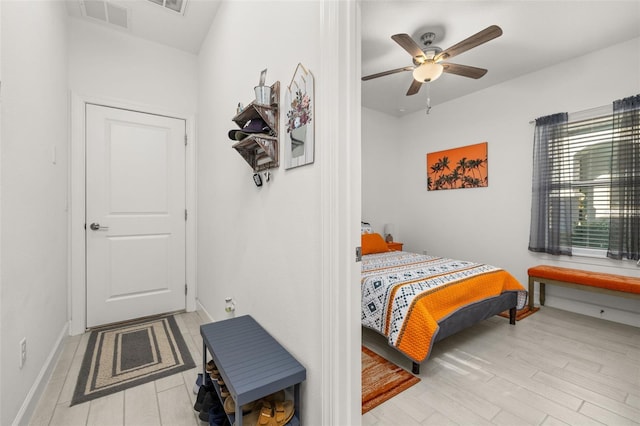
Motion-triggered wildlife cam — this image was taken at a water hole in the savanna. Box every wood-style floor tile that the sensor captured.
[364,307,640,426]
[28,308,640,426]
[124,382,161,426]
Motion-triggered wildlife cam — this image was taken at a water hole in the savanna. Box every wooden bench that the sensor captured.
[528,265,640,310]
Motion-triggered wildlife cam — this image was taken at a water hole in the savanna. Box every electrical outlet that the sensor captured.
[19,338,27,369]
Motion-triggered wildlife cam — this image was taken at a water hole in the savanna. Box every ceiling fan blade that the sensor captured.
[406,79,422,96]
[435,25,502,62]
[391,33,426,62]
[441,63,488,79]
[362,66,414,81]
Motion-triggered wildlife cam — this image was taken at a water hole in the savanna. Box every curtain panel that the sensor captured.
[528,112,571,255]
[608,94,640,260]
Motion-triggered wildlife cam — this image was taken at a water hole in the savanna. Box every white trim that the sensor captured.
[196,298,214,323]
[319,1,361,424]
[69,92,197,335]
[571,247,608,258]
[185,117,198,313]
[12,322,69,426]
[0,2,3,422]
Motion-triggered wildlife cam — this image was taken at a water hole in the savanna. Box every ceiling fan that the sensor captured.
[362,25,503,96]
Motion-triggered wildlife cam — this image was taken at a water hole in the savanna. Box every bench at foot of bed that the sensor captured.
[527,265,640,310]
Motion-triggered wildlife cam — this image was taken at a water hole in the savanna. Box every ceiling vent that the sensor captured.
[80,0,130,30]
[147,0,188,15]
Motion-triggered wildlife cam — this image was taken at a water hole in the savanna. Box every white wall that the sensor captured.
[0,2,69,424]
[363,37,640,327]
[66,17,199,335]
[198,2,361,424]
[361,108,402,234]
[0,2,361,424]
[197,0,321,418]
[68,18,198,114]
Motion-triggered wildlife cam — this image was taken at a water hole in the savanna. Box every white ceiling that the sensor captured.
[66,1,640,117]
[361,1,640,117]
[65,0,221,54]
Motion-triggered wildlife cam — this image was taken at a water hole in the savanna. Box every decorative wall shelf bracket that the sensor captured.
[232,135,278,172]
[231,81,280,172]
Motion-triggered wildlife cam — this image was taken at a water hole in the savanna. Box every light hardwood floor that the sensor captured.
[29,307,639,425]
[363,307,640,426]
[29,311,208,426]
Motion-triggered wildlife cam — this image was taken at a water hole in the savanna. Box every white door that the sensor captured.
[86,104,186,328]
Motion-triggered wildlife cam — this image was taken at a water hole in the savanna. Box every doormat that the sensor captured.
[498,305,540,321]
[362,346,420,414]
[71,315,195,406]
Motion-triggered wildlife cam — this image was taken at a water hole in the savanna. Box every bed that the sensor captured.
[360,231,527,374]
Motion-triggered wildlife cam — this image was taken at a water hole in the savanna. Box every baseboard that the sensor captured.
[196,298,214,322]
[545,296,640,327]
[12,322,69,426]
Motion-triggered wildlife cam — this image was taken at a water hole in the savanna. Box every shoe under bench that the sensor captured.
[200,314,306,425]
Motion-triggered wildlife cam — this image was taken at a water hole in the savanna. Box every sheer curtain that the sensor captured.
[528,112,571,255]
[608,94,640,260]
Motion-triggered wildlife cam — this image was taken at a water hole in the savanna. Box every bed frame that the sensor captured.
[410,292,517,374]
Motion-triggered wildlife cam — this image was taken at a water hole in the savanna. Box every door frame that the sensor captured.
[69,93,197,335]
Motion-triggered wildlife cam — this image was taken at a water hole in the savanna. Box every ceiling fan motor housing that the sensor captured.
[412,32,442,65]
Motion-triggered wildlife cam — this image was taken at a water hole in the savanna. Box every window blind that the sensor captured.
[563,114,613,250]
[530,95,640,259]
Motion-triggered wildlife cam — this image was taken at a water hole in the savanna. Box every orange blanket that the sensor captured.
[362,252,526,362]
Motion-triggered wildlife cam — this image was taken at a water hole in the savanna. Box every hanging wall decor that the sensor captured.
[285,63,315,169]
[426,142,488,190]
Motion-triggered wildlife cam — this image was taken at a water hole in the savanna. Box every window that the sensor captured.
[529,95,640,260]
[565,114,613,254]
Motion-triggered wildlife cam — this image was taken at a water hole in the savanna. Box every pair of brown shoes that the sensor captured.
[253,400,294,426]
[237,391,294,426]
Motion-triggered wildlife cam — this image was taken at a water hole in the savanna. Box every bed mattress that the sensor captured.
[361,251,527,363]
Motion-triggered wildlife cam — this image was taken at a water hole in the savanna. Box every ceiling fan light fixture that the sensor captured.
[412,62,444,82]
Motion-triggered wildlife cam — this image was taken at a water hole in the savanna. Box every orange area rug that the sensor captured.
[498,305,540,321]
[362,346,420,414]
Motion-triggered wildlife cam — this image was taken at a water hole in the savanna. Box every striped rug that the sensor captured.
[71,315,195,406]
[362,346,420,414]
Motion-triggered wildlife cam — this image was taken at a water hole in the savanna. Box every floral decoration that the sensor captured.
[286,89,312,133]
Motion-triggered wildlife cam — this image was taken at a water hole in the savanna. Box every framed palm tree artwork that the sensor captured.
[426,142,488,191]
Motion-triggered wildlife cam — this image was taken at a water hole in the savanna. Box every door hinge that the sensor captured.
[185,209,188,221]
[185,283,188,296]
[184,134,187,146]
[356,246,362,262]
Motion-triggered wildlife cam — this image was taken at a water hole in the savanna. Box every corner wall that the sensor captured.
[0,2,69,424]
[363,37,640,326]
[361,108,402,233]
[66,17,199,335]
[197,1,323,420]
[197,2,361,424]
[68,18,198,114]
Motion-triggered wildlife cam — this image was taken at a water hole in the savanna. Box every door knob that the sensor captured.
[89,223,109,231]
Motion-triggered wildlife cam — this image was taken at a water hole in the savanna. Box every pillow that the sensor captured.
[361,221,373,234]
[361,233,390,255]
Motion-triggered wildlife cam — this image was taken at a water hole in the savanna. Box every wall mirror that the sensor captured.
[285,63,315,169]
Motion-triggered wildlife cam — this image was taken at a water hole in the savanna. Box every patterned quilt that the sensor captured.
[362,251,527,363]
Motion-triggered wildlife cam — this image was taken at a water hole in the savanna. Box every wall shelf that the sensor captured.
[231,81,280,172]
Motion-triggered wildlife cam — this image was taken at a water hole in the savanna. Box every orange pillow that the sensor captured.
[361,233,390,255]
